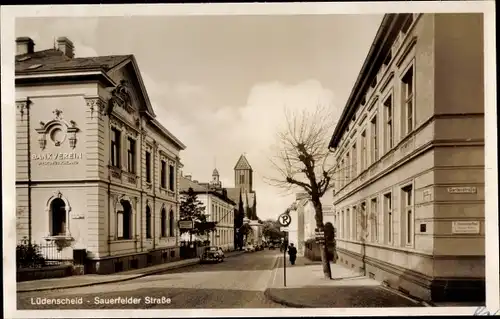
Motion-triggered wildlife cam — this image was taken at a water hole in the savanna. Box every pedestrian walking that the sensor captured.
[288,243,297,265]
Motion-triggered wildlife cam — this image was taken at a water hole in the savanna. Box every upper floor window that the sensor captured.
[351,143,357,178]
[161,160,167,189]
[361,130,367,171]
[111,128,121,167]
[340,159,345,188]
[145,151,152,183]
[402,65,414,136]
[169,164,175,191]
[371,115,379,162]
[240,173,245,184]
[345,152,350,182]
[384,95,394,151]
[127,137,136,174]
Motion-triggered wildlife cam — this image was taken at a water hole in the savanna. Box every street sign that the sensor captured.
[277,212,292,227]
[178,220,194,230]
[280,226,290,232]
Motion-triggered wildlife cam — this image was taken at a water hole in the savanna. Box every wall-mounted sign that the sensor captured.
[178,220,194,230]
[452,221,480,234]
[447,187,477,194]
[31,152,83,166]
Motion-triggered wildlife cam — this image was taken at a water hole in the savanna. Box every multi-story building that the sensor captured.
[179,171,236,251]
[15,36,186,274]
[328,13,484,302]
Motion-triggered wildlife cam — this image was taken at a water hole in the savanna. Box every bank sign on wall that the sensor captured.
[31,152,83,166]
[30,151,86,181]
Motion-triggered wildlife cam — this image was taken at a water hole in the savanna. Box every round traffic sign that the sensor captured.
[278,213,292,227]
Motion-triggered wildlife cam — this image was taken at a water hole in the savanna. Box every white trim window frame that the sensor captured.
[370,196,379,243]
[126,136,136,174]
[346,208,350,240]
[110,126,122,168]
[361,129,367,172]
[401,183,414,247]
[401,60,415,137]
[383,92,394,153]
[345,151,351,183]
[360,201,367,241]
[352,142,357,178]
[383,192,393,245]
[370,113,379,164]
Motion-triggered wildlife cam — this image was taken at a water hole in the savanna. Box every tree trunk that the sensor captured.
[312,199,332,279]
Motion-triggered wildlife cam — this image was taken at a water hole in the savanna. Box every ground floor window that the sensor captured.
[146,206,152,239]
[169,210,175,237]
[117,200,133,240]
[161,208,167,237]
[384,193,393,244]
[50,198,67,236]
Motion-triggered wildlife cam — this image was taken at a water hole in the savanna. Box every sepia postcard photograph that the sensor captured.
[1,1,498,318]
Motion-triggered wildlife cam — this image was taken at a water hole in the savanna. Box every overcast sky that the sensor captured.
[16,14,383,221]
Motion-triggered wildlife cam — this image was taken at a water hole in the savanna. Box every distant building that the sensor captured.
[328,14,484,302]
[179,173,236,251]
[15,36,186,274]
[289,193,331,256]
[226,154,257,221]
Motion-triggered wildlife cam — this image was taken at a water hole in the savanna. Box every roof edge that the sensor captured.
[328,14,404,149]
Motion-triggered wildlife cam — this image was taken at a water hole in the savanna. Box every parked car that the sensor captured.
[245,245,256,252]
[200,246,224,263]
[268,243,275,250]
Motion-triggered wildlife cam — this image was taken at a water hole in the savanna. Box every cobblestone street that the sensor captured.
[17,250,285,309]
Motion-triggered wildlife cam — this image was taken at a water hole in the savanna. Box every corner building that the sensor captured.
[15,37,186,274]
[328,14,484,302]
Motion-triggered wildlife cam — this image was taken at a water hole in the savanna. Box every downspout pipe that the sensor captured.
[26,99,32,245]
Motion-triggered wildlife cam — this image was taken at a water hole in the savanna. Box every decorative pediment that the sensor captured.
[106,80,136,115]
[35,109,80,150]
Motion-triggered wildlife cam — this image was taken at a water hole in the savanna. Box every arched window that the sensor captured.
[146,205,152,239]
[117,200,132,239]
[50,198,66,236]
[161,208,167,237]
[169,210,175,237]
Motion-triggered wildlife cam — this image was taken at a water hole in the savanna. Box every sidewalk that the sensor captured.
[18,250,245,293]
[264,256,423,308]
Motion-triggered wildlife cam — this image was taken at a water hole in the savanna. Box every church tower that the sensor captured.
[210,168,222,188]
[234,154,253,193]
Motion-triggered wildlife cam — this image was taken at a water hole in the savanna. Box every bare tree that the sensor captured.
[265,104,340,279]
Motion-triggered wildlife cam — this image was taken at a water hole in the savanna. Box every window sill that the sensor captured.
[43,235,73,241]
[111,239,135,243]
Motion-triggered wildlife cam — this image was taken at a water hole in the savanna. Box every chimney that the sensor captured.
[185,175,192,181]
[57,37,74,58]
[16,37,35,55]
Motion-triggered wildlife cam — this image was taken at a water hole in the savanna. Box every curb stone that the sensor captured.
[18,251,246,293]
[264,288,310,308]
[377,284,429,307]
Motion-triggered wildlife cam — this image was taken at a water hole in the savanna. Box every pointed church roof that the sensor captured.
[234,154,252,171]
[212,168,219,176]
